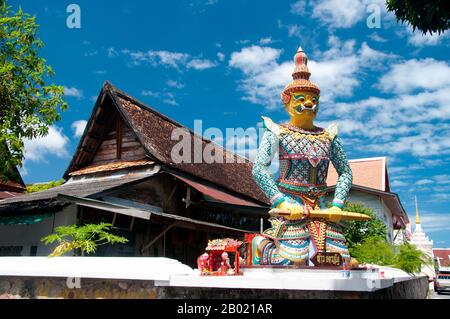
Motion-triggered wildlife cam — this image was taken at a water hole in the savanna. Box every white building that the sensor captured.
[408,197,434,280]
[326,157,409,243]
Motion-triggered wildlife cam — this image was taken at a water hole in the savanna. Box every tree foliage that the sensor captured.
[386,0,450,34]
[0,0,67,176]
[342,202,387,251]
[26,179,64,193]
[340,202,431,274]
[393,242,433,274]
[41,223,129,257]
[351,236,432,275]
[351,236,395,265]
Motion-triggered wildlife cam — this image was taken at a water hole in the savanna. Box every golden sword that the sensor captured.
[269,208,371,222]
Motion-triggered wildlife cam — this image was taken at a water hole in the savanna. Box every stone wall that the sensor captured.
[0,276,429,299]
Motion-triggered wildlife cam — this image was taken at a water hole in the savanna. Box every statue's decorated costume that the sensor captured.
[251,47,353,266]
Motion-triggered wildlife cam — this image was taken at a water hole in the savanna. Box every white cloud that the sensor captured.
[107,47,119,58]
[415,179,434,186]
[141,90,160,98]
[23,126,69,162]
[417,213,450,233]
[166,80,185,89]
[290,1,306,15]
[292,0,393,29]
[310,0,366,28]
[368,32,387,43]
[407,28,449,47]
[123,49,189,69]
[433,175,450,185]
[358,42,398,68]
[277,20,302,38]
[309,56,359,102]
[323,85,450,157]
[229,38,396,108]
[163,92,178,106]
[217,52,225,62]
[142,90,178,106]
[84,51,98,57]
[186,58,216,70]
[71,120,87,138]
[391,180,409,188]
[379,58,450,94]
[122,49,216,71]
[229,45,289,109]
[63,86,84,100]
[259,37,274,45]
[287,25,301,38]
[229,46,282,73]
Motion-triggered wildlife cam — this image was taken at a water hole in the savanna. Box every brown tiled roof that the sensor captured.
[327,157,389,192]
[433,249,450,267]
[69,160,154,176]
[65,82,268,205]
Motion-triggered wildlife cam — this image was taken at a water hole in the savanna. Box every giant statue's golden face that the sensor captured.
[285,90,319,122]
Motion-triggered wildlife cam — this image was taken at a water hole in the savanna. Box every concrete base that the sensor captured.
[0,275,429,299]
[169,267,394,292]
[163,276,429,299]
[0,257,430,299]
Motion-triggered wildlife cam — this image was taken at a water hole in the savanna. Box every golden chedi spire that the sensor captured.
[415,196,421,224]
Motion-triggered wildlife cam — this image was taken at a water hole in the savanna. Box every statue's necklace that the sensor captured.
[280,123,332,142]
[281,123,324,135]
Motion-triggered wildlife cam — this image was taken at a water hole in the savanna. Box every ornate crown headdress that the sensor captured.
[281,46,320,105]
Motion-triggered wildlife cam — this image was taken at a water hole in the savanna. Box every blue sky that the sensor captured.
[10,0,450,246]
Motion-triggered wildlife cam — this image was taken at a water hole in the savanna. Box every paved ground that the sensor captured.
[431,290,450,299]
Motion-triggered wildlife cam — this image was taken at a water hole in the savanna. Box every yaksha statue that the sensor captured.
[251,47,353,266]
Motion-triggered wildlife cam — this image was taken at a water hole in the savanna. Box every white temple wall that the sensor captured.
[0,205,77,256]
[327,190,394,243]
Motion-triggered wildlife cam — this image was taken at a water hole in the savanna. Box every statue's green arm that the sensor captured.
[329,135,353,209]
[252,129,286,207]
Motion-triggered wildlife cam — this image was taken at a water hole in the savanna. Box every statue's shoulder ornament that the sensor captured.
[261,116,280,136]
[325,123,338,141]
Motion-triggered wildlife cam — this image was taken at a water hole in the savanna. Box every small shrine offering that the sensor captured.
[197,238,243,276]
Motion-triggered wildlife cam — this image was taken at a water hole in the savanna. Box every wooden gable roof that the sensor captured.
[64,82,268,205]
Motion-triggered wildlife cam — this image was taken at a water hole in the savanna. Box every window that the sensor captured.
[30,246,38,256]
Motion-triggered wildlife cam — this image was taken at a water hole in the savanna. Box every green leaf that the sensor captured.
[41,223,129,257]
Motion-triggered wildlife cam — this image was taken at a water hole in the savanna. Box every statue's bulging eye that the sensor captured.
[294,95,305,101]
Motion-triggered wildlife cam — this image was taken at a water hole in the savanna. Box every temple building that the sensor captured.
[408,197,434,279]
[326,157,409,243]
[433,248,450,271]
[0,82,267,264]
[409,197,434,256]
